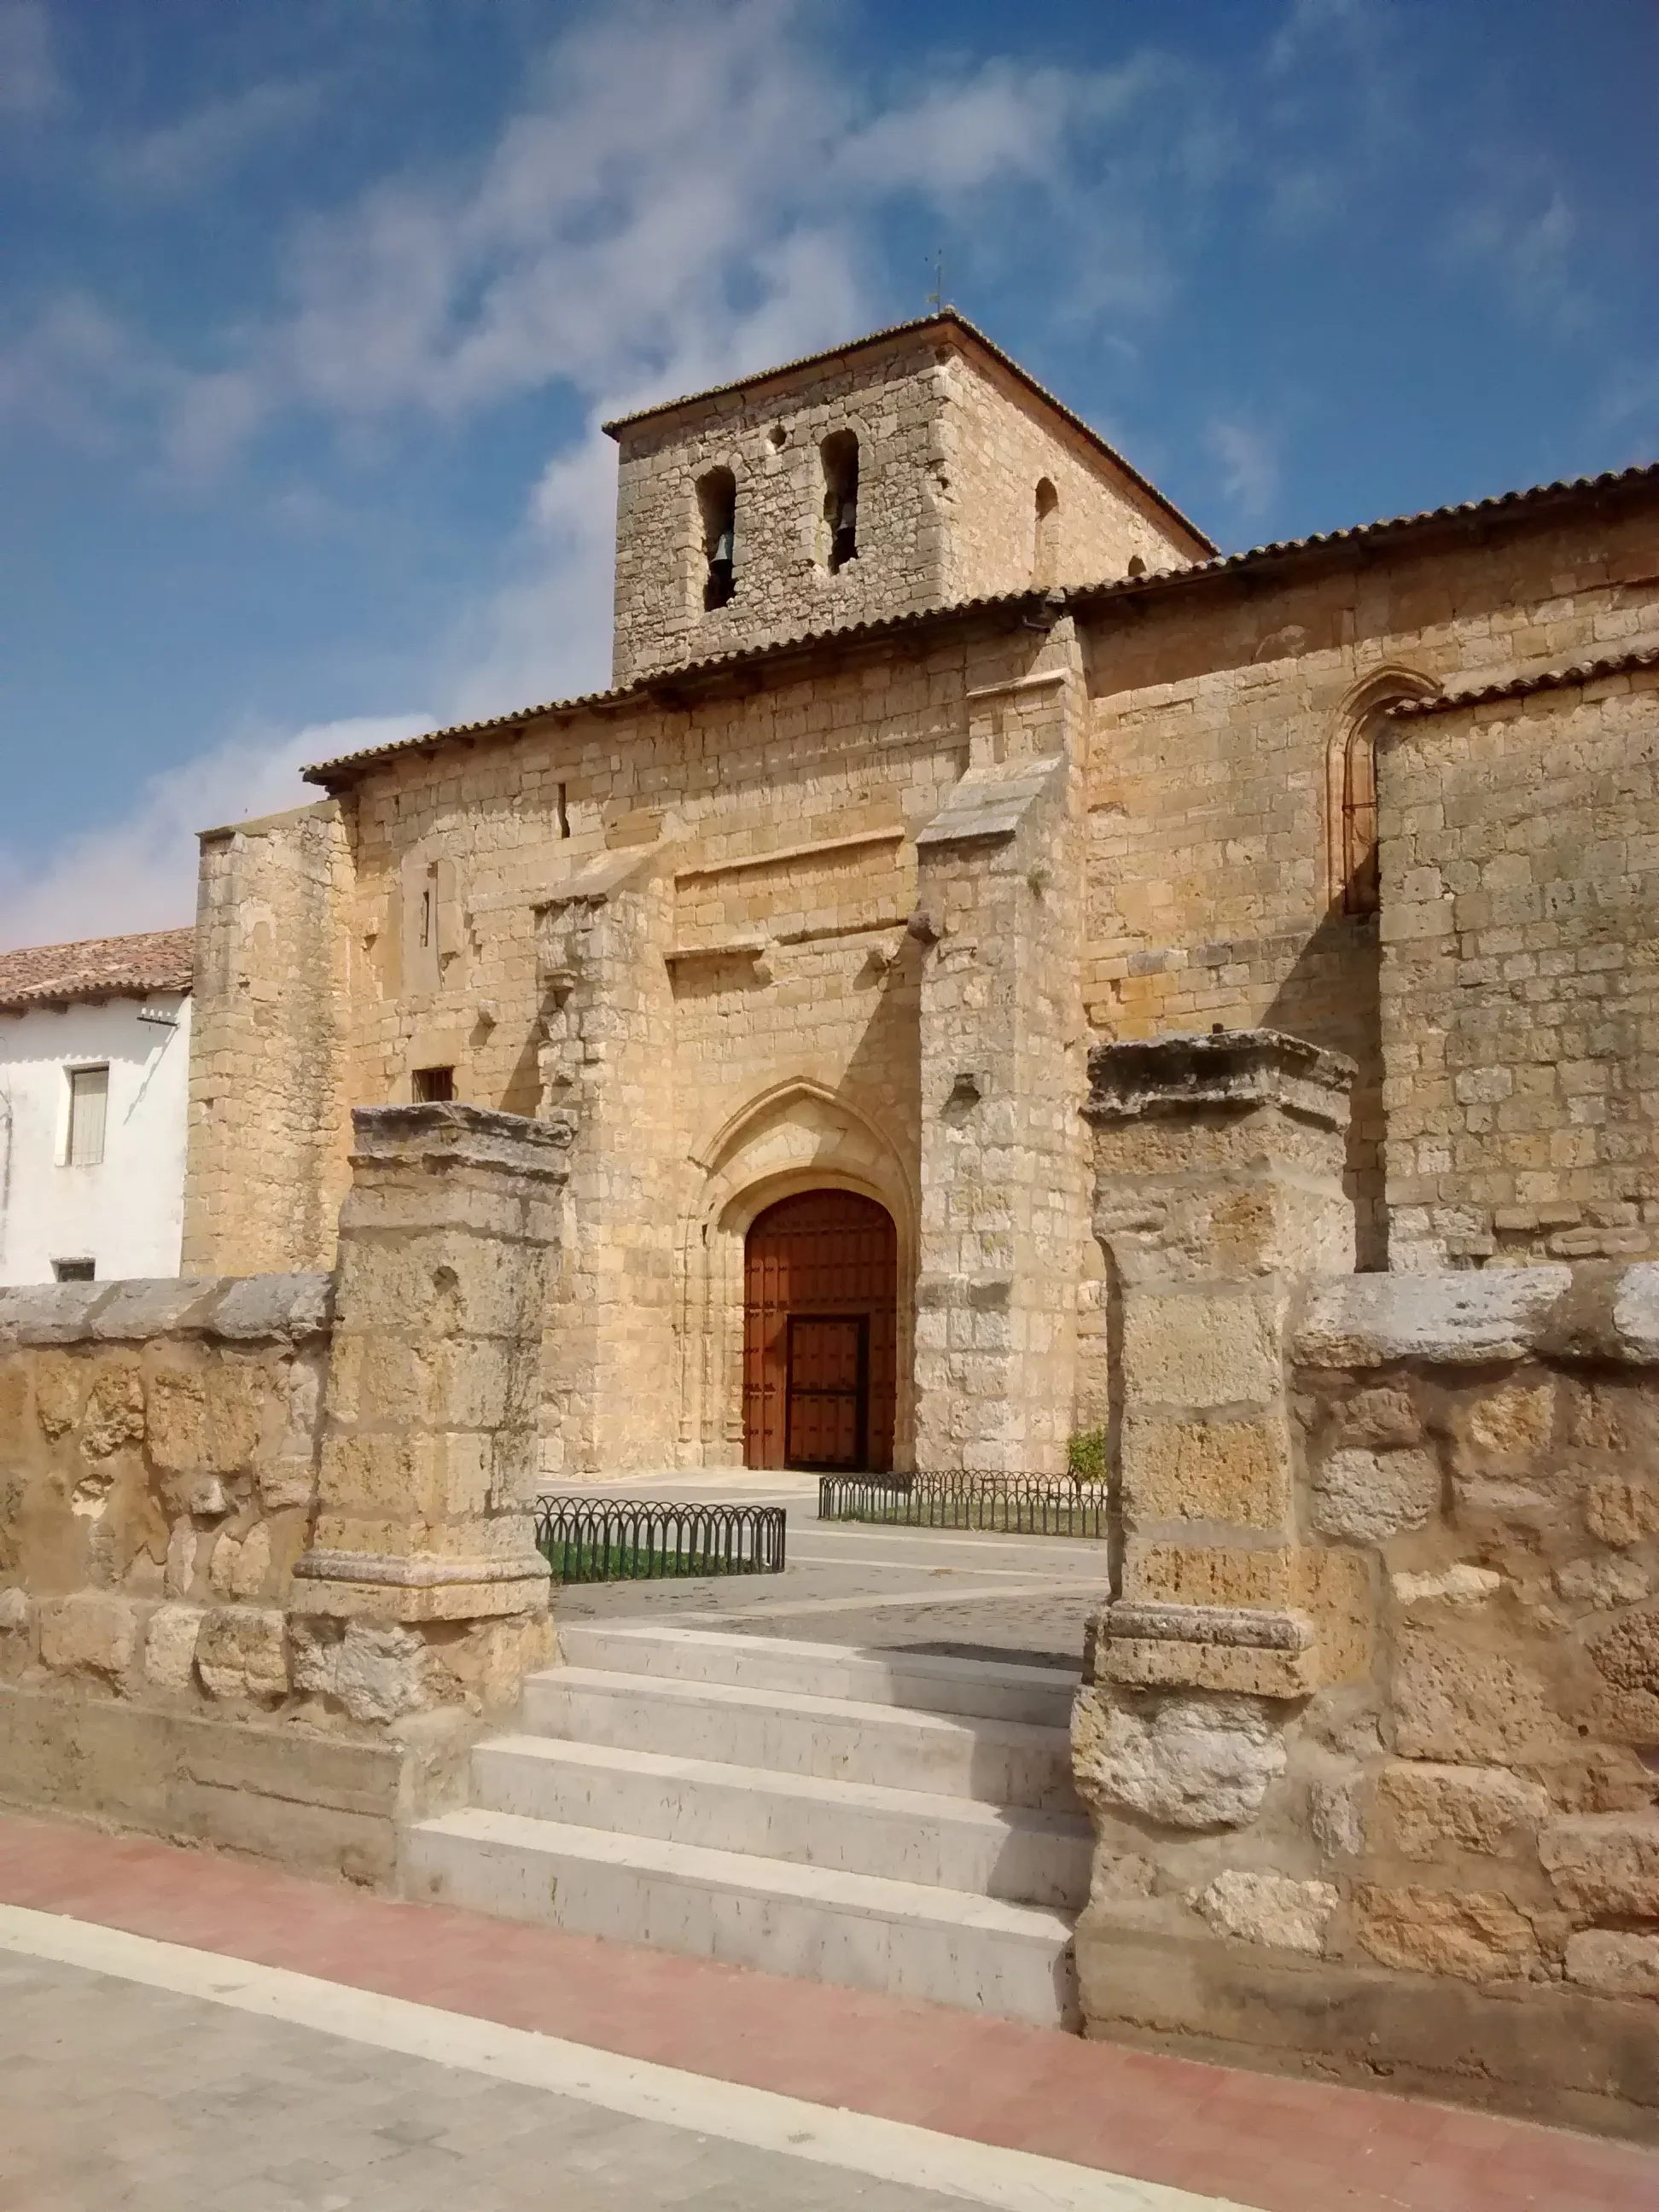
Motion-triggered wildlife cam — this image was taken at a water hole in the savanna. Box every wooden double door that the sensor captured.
[742,1190,898,1471]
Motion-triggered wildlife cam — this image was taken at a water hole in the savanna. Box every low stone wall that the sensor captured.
[1074,1249,1659,2137]
[0,1103,570,1884]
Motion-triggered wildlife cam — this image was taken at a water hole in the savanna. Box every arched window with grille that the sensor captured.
[1327,670,1439,914]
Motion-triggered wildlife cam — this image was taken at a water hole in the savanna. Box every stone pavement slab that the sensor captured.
[0,1810,1655,2211]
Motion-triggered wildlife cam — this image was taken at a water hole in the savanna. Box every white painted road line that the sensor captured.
[0,1905,1259,2212]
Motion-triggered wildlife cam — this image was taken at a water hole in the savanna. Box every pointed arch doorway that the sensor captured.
[743,1190,898,1471]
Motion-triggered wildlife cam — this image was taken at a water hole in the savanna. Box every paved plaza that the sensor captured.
[2,1501,1657,2211]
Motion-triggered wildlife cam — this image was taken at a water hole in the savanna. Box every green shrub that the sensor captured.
[1066,1427,1109,1484]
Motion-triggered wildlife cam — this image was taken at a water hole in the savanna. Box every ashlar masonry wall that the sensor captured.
[1379,656,1659,1269]
[1078,478,1659,1274]
[1071,1034,1659,2139]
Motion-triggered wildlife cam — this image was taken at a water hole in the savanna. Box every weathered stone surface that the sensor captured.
[229,1523,271,1601]
[1564,1930,1659,2000]
[33,1352,84,1439]
[0,1587,30,1633]
[143,1604,203,1691]
[257,1456,317,1512]
[38,1592,137,1680]
[164,1524,198,1599]
[1088,1853,1158,1904]
[1073,1688,1287,1830]
[1121,1291,1283,1411]
[1377,1761,1551,1860]
[1310,1776,1365,1858]
[291,1619,434,1723]
[206,1273,335,1342]
[1312,1447,1440,1543]
[1392,1631,1562,1764]
[1587,1608,1659,1700]
[1554,1557,1651,1610]
[185,1476,228,1518]
[79,1361,145,1458]
[195,1608,288,1703]
[1611,1265,1659,1364]
[1462,1382,1556,1458]
[1539,1815,1659,1918]
[1293,1269,1571,1370]
[1391,1563,1504,1610]
[1329,1386,1423,1449]
[1586,1477,1659,1549]
[1193,1869,1337,1955]
[1354,1884,1540,1982]
[1121,1415,1291,1528]
[146,1369,207,1472]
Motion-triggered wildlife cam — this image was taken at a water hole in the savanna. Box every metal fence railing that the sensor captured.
[818,1474,1110,1538]
[533,1495,788,1582]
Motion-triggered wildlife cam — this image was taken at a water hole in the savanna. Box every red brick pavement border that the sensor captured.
[0,1810,1654,2212]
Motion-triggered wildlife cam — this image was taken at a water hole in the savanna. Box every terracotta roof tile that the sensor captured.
[302,457,1659,789]
[0,927,195,1014]
[1383,645,1659,719]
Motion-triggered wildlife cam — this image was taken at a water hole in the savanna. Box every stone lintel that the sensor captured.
[349,1103,574,1183]
[289,1549,549,1623]
[1085,1028,1355,1131]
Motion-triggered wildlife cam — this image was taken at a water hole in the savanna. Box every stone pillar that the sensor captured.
[911,619,1089,1477]
[289,1103,570,1706]
[1080,1029,1357,1709]
[534,847,677,1474]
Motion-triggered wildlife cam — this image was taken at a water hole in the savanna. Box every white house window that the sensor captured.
[53,1258,95,1282]
[66,1065,108,1167]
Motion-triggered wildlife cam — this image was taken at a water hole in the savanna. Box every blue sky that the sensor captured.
[1,0,1655,946]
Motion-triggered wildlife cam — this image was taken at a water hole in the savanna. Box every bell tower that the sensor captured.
[604,310,1211,689]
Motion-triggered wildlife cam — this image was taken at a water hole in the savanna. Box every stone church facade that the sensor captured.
[180,311,1659,1481]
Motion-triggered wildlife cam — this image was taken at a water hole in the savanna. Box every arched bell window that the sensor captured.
[820,430,859,573]
[697,466,736,610]
[1033,478,1059,586]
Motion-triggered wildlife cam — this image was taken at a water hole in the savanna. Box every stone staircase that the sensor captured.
[405,1622,1091,2028]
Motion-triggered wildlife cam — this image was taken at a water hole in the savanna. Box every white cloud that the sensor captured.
[6,0,1208,948]
[0,715,424,951]
[1449,186,1588,333]
[0,1,61,121]
[110,79,321,196]
[1206,419,1279,520]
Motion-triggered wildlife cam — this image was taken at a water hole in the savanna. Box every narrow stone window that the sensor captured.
[820,430,859,573]
[1326,672,1438,914]
[556,782,570,839]
[413,1065,456,1103]
[697,467,736,610]
[1033,478,1059,586]
[65,1064,108,1167]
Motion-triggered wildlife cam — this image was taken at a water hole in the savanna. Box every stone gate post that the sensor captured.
[289,1102,572,1712]
[1080,1029,1358,1714]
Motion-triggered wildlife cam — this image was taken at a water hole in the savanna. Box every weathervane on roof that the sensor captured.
[926,248,944,315]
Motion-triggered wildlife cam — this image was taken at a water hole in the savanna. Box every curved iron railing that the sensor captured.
[533,1496,788,1582]
[818,1473,1109,1538]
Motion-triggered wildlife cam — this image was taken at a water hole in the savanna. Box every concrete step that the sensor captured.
[406,1806,1079,2029]
[519,1666,1080,1813]
[556,1622,1080,1727]
[469,1734,1093,1908]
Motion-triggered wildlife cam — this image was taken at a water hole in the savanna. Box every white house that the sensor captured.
[0,928,194,1286]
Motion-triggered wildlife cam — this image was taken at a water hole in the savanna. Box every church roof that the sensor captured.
[302,454,1659,788]
[0,927,195,1014]
[1384,644,1659,720]
[599,308,1216,557]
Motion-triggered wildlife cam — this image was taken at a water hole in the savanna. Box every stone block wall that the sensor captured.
[1,1103,568,1883]
[608,318,1198,689]
[1073,1045,1659,2137]
[184,800,353,1276]
[1380,655,1659,1269]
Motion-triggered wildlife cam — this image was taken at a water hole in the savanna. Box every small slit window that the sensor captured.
[66,1065,108,1167]
[1033,478,1059,586]
[53,1258,95,1283]
[697,467,736,610]
[413,1066,456,1103]
[820,430,859,573]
